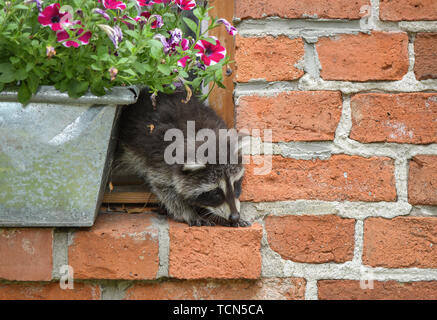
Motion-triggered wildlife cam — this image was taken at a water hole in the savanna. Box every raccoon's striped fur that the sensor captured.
[115,90,249,227]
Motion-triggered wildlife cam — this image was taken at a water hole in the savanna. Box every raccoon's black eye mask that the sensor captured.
[194,188,225,207]
[234,178,243,198]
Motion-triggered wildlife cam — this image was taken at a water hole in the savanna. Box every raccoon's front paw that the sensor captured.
[188,218,216,227]
[231,219,252,228]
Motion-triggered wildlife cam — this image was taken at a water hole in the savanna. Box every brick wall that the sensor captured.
[1,0,437,300]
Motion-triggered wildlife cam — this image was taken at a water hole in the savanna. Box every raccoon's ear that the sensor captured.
[182,162,207,172]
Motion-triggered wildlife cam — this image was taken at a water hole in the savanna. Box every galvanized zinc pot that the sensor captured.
[0,86,138,227]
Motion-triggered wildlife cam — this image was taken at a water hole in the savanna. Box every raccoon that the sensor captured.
[115,89,249,227]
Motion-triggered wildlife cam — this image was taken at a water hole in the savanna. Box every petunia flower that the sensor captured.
[175,0,196,10]
[25,0,42,12]
[169,28,183,46]
[38,3,72,31]
[102,0,126,10]
[194,37,226,66]
[180,38,190,51]
[136,0,156,5]
[109,67,118,81]
[154,29,190,55]
[56,26,92,48]
[147,14,164,29]
[46,45,56,58]
[217,18,237,36]
[177,56,190,68]
[98,24,123,49]
[94,8,110,20]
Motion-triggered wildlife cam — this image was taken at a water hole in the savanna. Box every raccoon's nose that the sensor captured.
[229,212,240,224]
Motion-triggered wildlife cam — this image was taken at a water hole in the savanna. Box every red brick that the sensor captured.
[241,155,397,202]
[415,33,437,80]
[125,278,306,300]
[235,36,304,82]
[236,91,343,142]
[319,280,437,300]
[266,215,355,263]
[350,93,437,144]
[168,222,262,279]
[380,0,437,21]
[317,32,409,81]
[69,213,159,280]
[235,0,370,20]
[363,217,437,268]
[0,228,53,281]
[408,155,437,205]
[0,282,101,300]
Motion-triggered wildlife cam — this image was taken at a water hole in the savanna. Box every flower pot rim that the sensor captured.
[0,85,139,106]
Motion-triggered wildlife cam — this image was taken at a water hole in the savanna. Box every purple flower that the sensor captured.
[169,28,183,46]
[217,18,237,36]
[94,8,110,21]
[148,14,163,29]
[25,0,42,12]
[154,29,190,55]
[98,24,123,49]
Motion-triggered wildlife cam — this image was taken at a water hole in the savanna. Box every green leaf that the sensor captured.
[18,83,31,105]
[151,46,162,59]
[67,79,89,98]
[15,69,28,81]
[0,63,15,83]
[183,17,198,34]
[157,64,171,75]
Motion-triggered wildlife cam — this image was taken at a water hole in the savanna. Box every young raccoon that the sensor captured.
[115,89,249,227]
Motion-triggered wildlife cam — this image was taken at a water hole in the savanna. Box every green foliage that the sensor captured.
[0,0,233,105]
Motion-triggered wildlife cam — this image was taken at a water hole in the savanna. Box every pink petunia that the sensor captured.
[175,0,196,11]
[56,25,92,48]
[180,38,190,51]
[102,0,126,10]
[136,12,163,29]
[136,0,155,5]
[38,3,71,31]
[194,37,226,67]
[177,56,190,68]
[217,18,238,36]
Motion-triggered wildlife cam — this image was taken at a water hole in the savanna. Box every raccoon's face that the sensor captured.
[174,164,245,224]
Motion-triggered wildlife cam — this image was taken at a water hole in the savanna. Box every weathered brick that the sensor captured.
[266,215,355,263]
[0,228,53,281]
[350,93,437,144]
[69,213,159,280]
[0,282,101,300]
[236,91,343,142]
[241,155,397,202]
[380,0,437,21]
[319,280,437,300]
[235,0,370,20]
[408,155,437,205]
[169,222,262,279]
[317,32,409,81]
[363,217,437,268]
[125,278,306,300]
[415,33,437,80]
[235,36,304,82]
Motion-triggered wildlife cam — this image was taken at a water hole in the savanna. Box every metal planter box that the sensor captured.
[0,86,138,227]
